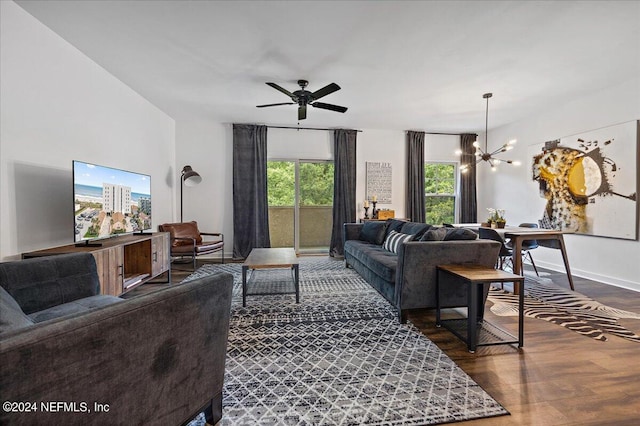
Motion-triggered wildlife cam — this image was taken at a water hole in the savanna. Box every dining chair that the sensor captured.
[478,227,513,287]
[506,223,540,276]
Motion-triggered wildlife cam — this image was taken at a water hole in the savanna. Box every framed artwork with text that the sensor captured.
[366,162,392,204]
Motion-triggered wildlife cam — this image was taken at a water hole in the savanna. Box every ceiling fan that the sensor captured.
[256,79,348,120]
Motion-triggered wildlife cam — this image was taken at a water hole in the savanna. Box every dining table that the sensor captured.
[452,224,575,293]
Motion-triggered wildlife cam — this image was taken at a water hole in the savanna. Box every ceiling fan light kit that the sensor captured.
[257,79,348,120]
[460,93,521,173]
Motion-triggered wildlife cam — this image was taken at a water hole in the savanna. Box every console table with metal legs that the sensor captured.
[436,264,525,353]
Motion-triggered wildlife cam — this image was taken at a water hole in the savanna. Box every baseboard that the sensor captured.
[532,259,640,293]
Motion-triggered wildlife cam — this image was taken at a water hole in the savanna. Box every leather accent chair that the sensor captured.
[158,221,224,270]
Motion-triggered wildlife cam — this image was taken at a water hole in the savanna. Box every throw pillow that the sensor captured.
[385,219,406,237]
[420,227,448,241]
[444,228,478,241]
[382,230,414,254]
[359,221,387,245]
[400,222,432,240]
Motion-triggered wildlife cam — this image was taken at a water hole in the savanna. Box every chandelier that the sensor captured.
[459,93,520,173]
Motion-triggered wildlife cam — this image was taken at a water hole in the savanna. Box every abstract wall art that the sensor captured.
[531,120,638,240]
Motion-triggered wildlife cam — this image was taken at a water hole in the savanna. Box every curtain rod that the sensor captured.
[267,125,363,133]
[422,132,478,136]
[265,126,470,135]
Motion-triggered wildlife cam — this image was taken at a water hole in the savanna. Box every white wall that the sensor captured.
[176,125,460,258]
[9,0,634,289]
[176,85,640,291]
[477,78,640,290]
[355,131,460,219]
[0,2,176,260]
[268,128,333,160]
[356,130,406,217]
[174,120,232,243]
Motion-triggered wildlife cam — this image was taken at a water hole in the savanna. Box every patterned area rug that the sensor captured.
[487,273,640,342]
[185,257,508,425]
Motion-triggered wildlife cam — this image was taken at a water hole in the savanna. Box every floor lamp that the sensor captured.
[180,165,202,222]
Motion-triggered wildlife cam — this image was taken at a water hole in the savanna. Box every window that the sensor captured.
[267,160,334,252]
[424,162,457,225]
[267,161,295,207]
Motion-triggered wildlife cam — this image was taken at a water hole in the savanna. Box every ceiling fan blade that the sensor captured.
[311,102,348,113]
[298,105,307,120]
[256,102,295,108]
[266,82,295,99]
[310,83,340,100]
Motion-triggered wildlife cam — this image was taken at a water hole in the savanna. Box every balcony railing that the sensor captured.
[268,206,333,252]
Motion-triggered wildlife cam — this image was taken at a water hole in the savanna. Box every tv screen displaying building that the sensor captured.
[73,160,151,242]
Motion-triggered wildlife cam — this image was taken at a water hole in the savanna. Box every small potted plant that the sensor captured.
[486,208,506,228]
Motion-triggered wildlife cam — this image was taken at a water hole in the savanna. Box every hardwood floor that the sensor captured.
[409,268,640,426]
[143,259,640,425]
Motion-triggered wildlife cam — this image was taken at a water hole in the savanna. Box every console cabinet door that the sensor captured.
[92,246,124,296]
[152,233,170,277]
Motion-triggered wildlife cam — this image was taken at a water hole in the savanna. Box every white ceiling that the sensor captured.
[14,0,640,133]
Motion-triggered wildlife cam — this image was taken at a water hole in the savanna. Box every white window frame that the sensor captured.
[424,161,460,224]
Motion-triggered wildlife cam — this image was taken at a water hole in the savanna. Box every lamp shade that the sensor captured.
[181,165,202,187]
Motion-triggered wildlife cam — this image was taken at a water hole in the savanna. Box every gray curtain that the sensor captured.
[329,129,357,257]
[232,124,270,259]
[460,133,478,223]
[406,131,425,223]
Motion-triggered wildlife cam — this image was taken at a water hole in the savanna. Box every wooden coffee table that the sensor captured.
[242,248,299,307]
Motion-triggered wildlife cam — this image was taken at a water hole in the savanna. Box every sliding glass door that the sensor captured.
[267,161,295,248]
[267,160,334,253]
[299,161,334,252]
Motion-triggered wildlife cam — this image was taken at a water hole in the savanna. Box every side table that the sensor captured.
[436,264,525,353]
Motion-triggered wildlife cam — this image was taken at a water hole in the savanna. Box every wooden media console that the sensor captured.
[22,233,171,296]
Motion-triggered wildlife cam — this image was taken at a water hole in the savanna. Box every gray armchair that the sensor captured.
[1,253,233,425]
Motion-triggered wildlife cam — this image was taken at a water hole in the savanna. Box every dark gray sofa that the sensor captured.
[344,220,501,322]
[0,253,233,425]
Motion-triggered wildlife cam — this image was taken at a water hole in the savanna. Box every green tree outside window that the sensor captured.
[267,161,295,206]
[267,161,334,206]
[299,162,334,206]
[424,163,457,225]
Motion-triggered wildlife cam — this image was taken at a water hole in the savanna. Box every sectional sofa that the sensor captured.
[344,219,501,322]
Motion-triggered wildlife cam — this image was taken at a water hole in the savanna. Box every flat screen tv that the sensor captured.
[73,160,151,243]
